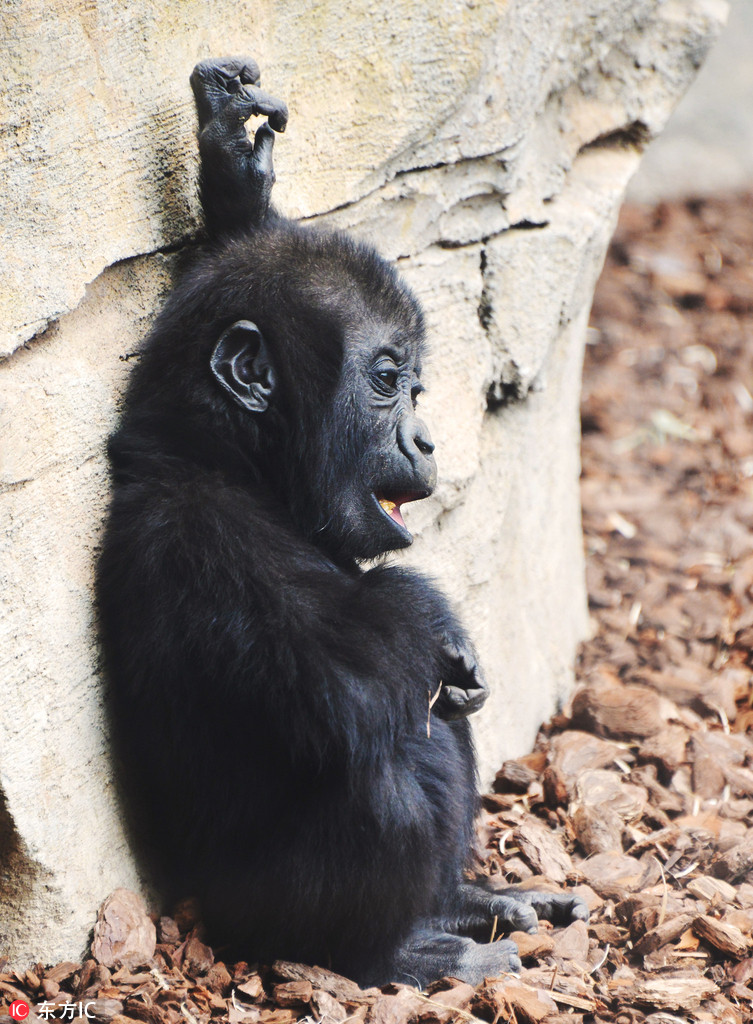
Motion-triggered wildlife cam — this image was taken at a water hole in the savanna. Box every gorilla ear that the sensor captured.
[211,320,276,413]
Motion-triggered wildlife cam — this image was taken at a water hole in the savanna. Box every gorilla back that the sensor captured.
[97,57,586,987]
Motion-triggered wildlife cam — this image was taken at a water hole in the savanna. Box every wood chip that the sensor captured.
[551,920,589,962]
[625,973,718,1010]
[367,986,425,1024]
[633,915,694,956]
[494,760,539,793]
[571,684,667,739]
[235,976,263,1001]
[512,816,573,883]
[479,981,557,1024]
[182,937,214,977]
[686,875,738,903]
[509,931,555,959]
[270,962,366,1002]
[271,981,313,1007]
[693,914,750,957]
[311,989,349,1023]
[574,852,646,898]
[91,891,156,970]
[711,832,753,882]
[572,803,624,856]
[44,963,80,986]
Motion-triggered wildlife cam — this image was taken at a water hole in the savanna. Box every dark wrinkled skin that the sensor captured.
[96,56,588,988]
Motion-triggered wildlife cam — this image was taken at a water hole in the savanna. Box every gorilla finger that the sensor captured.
[442,684,469,707]
[493,939,522,974]
[519,891,590,926]
[252,123,277,172]
[564,895,590,923]
[201,56,262,86]
[235,58,263,85]
[539,894,590,925]
[459,938,521,983]
[241,85,289,131]
[465,685,489,711]
[489,895,539,934]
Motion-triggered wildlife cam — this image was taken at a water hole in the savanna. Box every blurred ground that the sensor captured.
[3,192,753,1023]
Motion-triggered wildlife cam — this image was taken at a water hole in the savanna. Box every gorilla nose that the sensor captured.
[398,417,437,487]
[415,426,435,457]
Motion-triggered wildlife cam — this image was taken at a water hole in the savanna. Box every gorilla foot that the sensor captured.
[489,887,590,934]
[391,929,521,988]
[456,882,589,935]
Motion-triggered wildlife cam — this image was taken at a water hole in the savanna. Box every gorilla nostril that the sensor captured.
[413,418,435,457]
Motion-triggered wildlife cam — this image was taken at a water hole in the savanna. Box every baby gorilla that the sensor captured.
[96,56,587,987]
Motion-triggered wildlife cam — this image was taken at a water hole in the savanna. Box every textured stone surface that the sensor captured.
[0,0,726,965]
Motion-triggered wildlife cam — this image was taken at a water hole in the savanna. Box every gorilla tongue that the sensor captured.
[378,497,406,528]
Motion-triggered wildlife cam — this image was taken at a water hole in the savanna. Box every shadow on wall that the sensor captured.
[628,0,753,201]
[0,789,47,923]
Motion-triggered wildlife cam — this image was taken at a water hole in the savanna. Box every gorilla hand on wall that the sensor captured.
[96,57,587,987]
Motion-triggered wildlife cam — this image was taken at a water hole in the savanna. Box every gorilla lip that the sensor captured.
[375,491,427,530]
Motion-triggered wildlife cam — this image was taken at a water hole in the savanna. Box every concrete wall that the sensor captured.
[0,0,726,965]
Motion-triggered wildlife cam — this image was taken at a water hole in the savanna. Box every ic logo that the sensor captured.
[9,1001,30,1021]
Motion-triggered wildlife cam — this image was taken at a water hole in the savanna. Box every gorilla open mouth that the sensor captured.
[373,491,428,533]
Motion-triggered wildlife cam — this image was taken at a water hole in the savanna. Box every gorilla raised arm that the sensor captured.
[96,57,586,988]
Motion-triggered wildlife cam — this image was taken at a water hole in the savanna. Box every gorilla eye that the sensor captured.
[371,364,400,395]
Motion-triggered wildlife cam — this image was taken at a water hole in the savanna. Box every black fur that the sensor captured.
[96,57,586,988]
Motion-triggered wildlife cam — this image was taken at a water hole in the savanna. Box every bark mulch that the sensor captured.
[3,191,753,1023]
